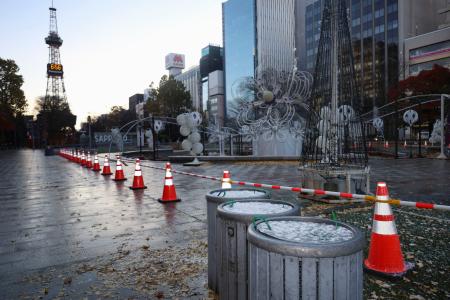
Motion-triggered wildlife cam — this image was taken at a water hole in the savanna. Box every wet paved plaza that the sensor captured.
[0,149,449,299]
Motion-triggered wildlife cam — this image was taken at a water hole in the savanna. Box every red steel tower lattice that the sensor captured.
[44,5,67,106]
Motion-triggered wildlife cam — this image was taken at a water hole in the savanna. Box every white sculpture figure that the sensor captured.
[337,105,355,124]
[372,118,383,132]
[403,109,418,126]
[429,119,442,145]
[145,129,153,150]
[177,112,204,164]
[154,120,164,133]
[111,128,124,151]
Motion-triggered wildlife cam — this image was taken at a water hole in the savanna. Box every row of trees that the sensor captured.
[388,64,450,100]
[0,58,28,147]
[88,75,193,135]
[1,57,77,148]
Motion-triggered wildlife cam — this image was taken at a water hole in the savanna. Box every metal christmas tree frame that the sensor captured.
[300,0,370,197]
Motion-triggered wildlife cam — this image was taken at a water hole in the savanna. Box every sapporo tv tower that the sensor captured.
[44,3,67,105]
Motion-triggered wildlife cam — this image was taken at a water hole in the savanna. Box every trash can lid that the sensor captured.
[223,201,293,214]
[248,216,365,257]
[206,188,271,204]
[217,200,300,224]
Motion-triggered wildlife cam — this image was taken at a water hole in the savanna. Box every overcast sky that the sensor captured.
[0,0,223,128]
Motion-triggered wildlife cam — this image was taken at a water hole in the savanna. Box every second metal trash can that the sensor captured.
[217,199,300,300]
[247,216,365,300]
[206,188,271,292]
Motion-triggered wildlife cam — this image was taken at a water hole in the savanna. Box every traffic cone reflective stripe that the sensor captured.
[130,159,147,190]
[158,162,180,203]
[86,152,92,168]
[101,155,113,175]
[113,156,127,181]
[92,154,101,171]
[221,170,232,189]
[364,182,413,277]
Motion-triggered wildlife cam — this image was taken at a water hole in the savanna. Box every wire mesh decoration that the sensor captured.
[302,0,368,170]
[233,66,313,142]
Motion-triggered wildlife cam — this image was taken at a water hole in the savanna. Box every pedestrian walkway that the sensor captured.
[0,150,449,298]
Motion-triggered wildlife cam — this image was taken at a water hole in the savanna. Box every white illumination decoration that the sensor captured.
[372,118,383,132]
[154,120,164,133]
[111,128,123,151]
[403,109,418,126]
[232,67,313,156]
[177,112,204,156]
[429,119,442,145]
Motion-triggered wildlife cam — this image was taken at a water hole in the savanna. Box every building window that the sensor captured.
[362,13,372,23]
[374,8,384,18]
[352,18,361,27]
[375,24,384,34]
[387,3,398,14]
[387,20,398,30]
[409,40,450,58]
[363,28,373,38]
[409,57,450,75]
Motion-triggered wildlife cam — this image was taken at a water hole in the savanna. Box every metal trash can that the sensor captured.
[206,188,271,292]
[247,216,365,300]
[217,200,300,300]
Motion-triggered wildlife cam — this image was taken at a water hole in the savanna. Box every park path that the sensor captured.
[0,149,448,298]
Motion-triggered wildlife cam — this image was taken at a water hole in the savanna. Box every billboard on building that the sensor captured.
[165,53,185,70]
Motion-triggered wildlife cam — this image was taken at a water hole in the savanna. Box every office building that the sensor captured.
[128,93,144,111]
[165,53,185,77]
[174,66,202,110]
[300,0,449,112]
[223,0,256,120]
[404,27,450,76]
[200,45,225,125]
[256,0,296,72]
[222,0,296,120]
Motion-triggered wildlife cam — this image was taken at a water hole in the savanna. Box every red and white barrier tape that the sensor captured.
[67,154,450,212]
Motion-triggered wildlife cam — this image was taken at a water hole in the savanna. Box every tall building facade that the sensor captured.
[129,93,144,111]
[256,0,296,71]
[223,0,256,120]
[222,0,296,120]
[174,66,202,110]
[200,45,225,125]
[301,0,450,112]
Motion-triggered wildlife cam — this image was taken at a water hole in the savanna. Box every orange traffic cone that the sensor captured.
[129,159,147,190]
[92,154,101,171]
[86,152,92,168]
[101,155,113,175]
[113,156,127,181]
[221,170,232,189]
[158,162,180,203]
[364,182,414,277]
[81,151,86,166]
[384,141,389,148]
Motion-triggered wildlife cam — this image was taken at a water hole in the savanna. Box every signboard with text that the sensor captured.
[165,53,185,69]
